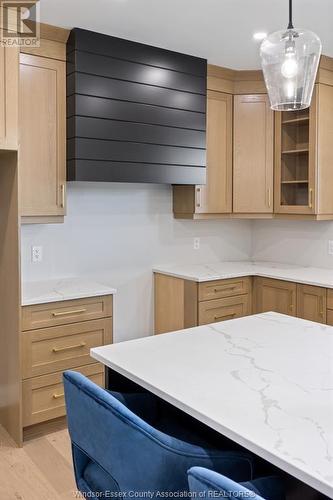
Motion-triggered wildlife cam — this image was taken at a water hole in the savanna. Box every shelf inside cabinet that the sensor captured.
[282,117,309,125]
[281,180,308,184]
[282,149,309,155]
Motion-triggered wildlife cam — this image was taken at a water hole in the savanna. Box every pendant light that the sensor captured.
[260,0,322,111]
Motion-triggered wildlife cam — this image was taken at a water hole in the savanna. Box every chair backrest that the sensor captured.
[188,466,265,500]
[64,371,243,495]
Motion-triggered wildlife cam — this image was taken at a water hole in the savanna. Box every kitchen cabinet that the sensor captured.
[296,284,326,324]
[19,53,66,223]
[173,90,232,218]
[275,84,333,218]
[21,295,113,428]
[253,277,297,316]
[154,274,251,334]
[233,94,274,214]
[0,46,18,150]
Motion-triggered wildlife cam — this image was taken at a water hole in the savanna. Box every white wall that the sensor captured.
[252,219,333,268]
[21,183,252,342]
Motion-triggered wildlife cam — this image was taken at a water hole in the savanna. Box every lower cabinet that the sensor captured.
[154,274,251,334]
[296,284,326,324]
[21,295,113,430]
[253,277,296,316]
[22,363,104,427]
[154,272,333,335]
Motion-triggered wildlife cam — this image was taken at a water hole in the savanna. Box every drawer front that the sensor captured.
[22,318,112,379]
[22,363,104,427]
[199,277,250,302]
[327,289,333,310]
[22,295,113,331]
[198,295,250,326]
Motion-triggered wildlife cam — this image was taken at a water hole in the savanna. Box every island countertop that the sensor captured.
[153,260,333,288]
[22,277,117,306]
[91,312,333,498]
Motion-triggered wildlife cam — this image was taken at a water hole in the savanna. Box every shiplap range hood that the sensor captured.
[66,28,207,184]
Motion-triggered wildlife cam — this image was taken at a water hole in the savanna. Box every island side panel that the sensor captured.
[154,273,198,334]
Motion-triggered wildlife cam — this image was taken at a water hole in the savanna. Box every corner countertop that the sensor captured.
[91,312,333,498]
[153,260,333,289]
[21,277,117,306]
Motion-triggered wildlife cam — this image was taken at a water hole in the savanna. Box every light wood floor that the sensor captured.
[0,423,82,499]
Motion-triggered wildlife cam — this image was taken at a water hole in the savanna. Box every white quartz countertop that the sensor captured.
[91,312,333,498]
[153,260,333,288]
[22,277,117,306]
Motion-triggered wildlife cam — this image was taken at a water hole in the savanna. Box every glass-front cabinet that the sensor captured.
[274,88,317,215]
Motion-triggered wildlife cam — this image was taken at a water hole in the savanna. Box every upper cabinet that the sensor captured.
[275,83,333,219]
[173,89,232,218]
[233,94,274,214]
[0,46,18,150]
[19,53,66,223]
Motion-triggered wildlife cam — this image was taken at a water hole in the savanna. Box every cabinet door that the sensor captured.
[0,46,18,150]
[19,54,66,217]
[233,94,274,213]
[254,277,296,316]
[296,284,326,324]
[196,91,232,214]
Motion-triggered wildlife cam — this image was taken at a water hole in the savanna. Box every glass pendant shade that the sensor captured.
[260,29,322,111]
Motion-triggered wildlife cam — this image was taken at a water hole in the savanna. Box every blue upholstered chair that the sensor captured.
[188,466,285,500]
[63,371,256,497]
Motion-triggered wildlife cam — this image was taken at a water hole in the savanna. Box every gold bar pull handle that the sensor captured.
[319,296,324,317]
[52,308,87,317]
[214,313,236,321]
[289,291,294,312]
[309,188,313,209]
[267,188,272,208]
[60,183,65,209]
[52,341,86,353]
[196,187,201,208]
[214,286,236,293]
[53,393,65,400]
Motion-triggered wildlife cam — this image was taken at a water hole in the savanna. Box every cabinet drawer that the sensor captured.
[198,295,250,326]
[22,295,113,331]
[199,277,250,302]
[22,318,112,379]
[22,363,104,427]
[327,289,333,310]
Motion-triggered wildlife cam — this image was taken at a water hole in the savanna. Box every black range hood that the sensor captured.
[67,28,207,184]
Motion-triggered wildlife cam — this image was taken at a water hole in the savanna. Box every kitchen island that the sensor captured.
[91,312,333,498]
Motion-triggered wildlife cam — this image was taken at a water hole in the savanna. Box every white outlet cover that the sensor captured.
[193,237,200,250]
[31,245,43,263]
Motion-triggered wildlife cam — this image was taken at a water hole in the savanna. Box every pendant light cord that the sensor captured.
[287,0,294,29]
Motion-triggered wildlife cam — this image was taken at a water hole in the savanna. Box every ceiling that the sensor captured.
[40,0,333,69]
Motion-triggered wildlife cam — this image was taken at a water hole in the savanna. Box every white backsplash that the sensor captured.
[21,183,252,341]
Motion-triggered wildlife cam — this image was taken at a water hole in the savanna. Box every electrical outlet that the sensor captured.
[31,246,43,263]
[329,241,333,256]
[193,237,200,250]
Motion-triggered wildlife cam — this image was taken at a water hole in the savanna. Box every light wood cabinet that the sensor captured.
[296,284,326,324]
[198,294,250,325]
[275,84,333,218]
[0,46,18,150]
[173,90,232,218]
[253,277,296,316]
[154,274,251,334]
[21,295,113,430]
[233,94,274,214]
[19,53,66,222]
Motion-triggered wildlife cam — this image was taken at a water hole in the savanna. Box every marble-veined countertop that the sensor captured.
[91,312,333,498]
[22,277,116,306]
[153,260,333,288]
